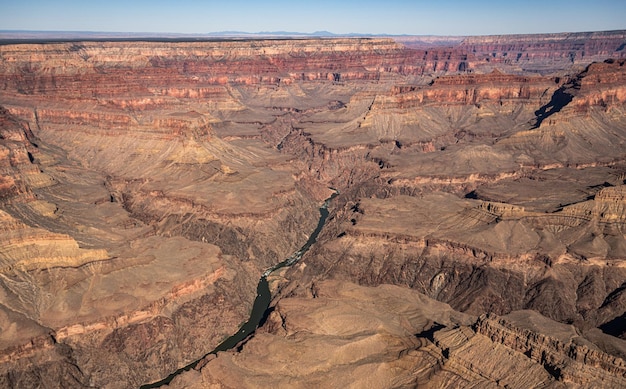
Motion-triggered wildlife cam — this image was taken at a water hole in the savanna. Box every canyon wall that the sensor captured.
[0,34,625,387]
[399,30,626,74]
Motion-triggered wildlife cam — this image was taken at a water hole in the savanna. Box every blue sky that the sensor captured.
[1,0,625,36]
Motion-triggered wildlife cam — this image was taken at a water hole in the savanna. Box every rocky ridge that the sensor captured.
[169,280,626,388]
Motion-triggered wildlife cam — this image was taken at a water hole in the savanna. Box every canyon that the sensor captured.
[0,31,625,388]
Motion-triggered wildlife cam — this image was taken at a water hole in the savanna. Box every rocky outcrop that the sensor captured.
[0,107,53,202]
[384,70,558,107]
[0,209,108,271]
[297,168,626,322]
[166,279,474,389]
[473,314,626,387]
[165,280,626,388]
[568,59,626,112]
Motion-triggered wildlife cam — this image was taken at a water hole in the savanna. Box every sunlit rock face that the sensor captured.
[0,34,625,387]
[169,280,626,389]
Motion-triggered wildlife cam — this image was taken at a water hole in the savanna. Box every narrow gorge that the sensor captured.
[0,32,626,388]
[141,191,337,388]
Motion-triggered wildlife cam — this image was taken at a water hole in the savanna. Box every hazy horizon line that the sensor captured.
[2,28,625,39]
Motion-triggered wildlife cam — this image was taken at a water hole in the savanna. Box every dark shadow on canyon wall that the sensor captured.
[600,313,626,339]
[533,86,574,128]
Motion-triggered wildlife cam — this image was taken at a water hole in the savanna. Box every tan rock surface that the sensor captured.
[169,280,626,388]
[168,280,474,389]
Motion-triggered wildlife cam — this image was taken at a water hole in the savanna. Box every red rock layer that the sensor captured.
[0,39,463,96]
[571,59,626,110]
[0,107,49,202]
[459,30,626,72]
[386,70,558,107]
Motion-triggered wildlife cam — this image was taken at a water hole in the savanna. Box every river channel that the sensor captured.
[140,190,338,388]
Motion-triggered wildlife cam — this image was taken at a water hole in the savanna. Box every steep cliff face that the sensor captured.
[0,107,53,202]
[0,35,625,387]
[0,38,466,93]
[398,30,626,75]
[294,178,626,326]
[458,30,626,73]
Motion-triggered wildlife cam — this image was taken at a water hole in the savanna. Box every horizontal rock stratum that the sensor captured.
[0,33,625,387]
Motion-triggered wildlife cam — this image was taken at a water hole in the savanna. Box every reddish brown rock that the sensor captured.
[458,30,626,73]
[0,34,624,387]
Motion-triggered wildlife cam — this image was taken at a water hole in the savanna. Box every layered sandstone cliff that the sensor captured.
[459,30,626,74]
[398,30,626,74]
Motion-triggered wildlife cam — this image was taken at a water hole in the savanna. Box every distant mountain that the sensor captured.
[0,29,408,41]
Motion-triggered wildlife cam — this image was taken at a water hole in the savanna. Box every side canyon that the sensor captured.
[0,31,626,387]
